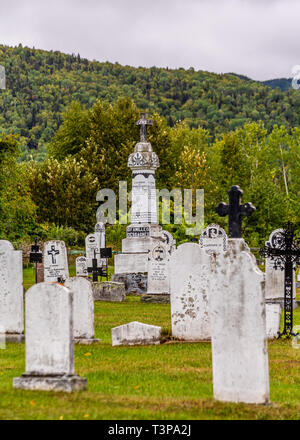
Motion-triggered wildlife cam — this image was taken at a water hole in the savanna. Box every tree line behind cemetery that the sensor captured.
[1,96,299,249]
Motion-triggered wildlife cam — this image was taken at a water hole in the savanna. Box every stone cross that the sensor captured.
[215,185,256,238]
[135,114,153,142]
[47,245,60,264]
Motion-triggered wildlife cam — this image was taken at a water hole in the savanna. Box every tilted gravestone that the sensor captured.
[76,256,88,277]
[43,240,69,283]
[147,242,170,295]
[112,321,161,346]
[209,239,270,404]
[0,240,24,342]
[169,243,211,340]
[65,277,99,344]
[13,283,87,392]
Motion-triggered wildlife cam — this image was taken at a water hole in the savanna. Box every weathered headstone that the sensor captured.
[170,243,211,340]
[0,240,24,342]
[65,277,99,344]
[92,281,126,302]
[199,224,227,255]
[13,283,87,392]
[85,233,101,267]
[265,229,296,300]
[209,239,270,404]
[266,303,281,339]
[147,242,170,295]
[112,321,161,346]
[76,256,88,277]
[44,240,69,283]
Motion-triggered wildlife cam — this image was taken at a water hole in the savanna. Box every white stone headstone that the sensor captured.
[112,321,161,346]
[199,223,227,255]
[209,239,270,404]
[147,242,170,294]
[161,230,176,255]
[170,243,211,340]
[76,256,88,277]
[85,233,101,267]
[65,277,98,344]
[266,303,281,339]
[130,170,158,224]
[95,222,105,248]
[0,240,24,339]
[44,240,69,283]
[13,283,86,392]
[265,229,296,299]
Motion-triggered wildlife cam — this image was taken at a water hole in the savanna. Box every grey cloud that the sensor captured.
[0,0,299,80]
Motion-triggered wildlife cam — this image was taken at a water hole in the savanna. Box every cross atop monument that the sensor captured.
[135,113,153,142]
[215,185,256,238]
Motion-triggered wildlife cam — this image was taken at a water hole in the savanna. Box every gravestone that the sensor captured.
[114,114,162,291]
[147,242,170,295]
[266,303,281,339]
[76,256,88,277]
[199,224,227,255]
[92,281,126,302]
[85,233,101,267]
[65,277,99,344]
[95,222,106,266]
[13,283,87,392]
[209,239,270,404]
[0,240,24,342]
[161,230,176,255]
[112,321,161,346]
[170,243,211,340]
[265,229,296,300]
[44,240,69,283]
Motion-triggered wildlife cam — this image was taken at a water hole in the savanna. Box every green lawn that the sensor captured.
[0,271,299,420]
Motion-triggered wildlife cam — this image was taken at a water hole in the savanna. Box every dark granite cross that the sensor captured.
[87,250,108,282]
[215,185,256,238]
[135,114,153,142]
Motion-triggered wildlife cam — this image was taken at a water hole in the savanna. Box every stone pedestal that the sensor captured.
[14,374,87,392]
[111,273,147,295]
[92,281,126,302]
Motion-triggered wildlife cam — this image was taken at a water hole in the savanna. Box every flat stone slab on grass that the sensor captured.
[93,281,126,302]
[13,374,87,393]
[140,294,170,304]
[112,321,161,346]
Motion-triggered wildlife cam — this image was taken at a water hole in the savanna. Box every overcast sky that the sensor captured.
[0,0,299,80]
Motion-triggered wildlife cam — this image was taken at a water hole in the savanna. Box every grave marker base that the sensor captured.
[13,374,87,392]
[5,334,25,343]
[74,337,101,345]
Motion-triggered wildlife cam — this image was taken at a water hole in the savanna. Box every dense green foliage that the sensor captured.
[1,44,300,161]
[0,45,300,247]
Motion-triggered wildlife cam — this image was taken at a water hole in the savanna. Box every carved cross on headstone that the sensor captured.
[47,245,60,264]
[154,246,165,261]
[135,113,153,142]
[215,185,256,238]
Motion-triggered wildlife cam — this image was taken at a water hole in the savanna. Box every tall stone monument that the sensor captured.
[113,114,162,294]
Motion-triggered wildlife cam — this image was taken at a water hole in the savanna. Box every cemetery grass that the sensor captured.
[0,279,299,420]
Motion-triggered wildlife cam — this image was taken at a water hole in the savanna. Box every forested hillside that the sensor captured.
[1,44,300,160]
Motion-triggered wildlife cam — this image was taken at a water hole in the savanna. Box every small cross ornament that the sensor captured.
[135,113,153,142]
